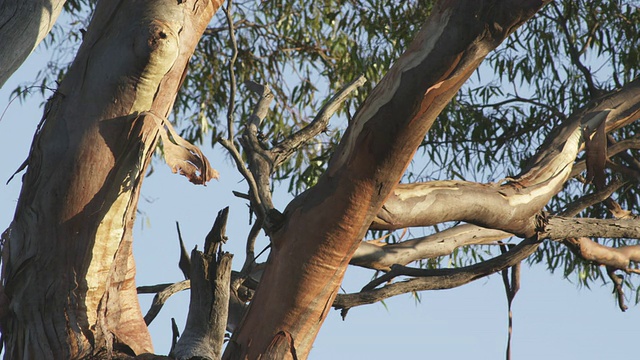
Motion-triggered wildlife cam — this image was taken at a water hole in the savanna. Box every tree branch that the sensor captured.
[558,178,627,217]
[271,75,367,169]
[542,217,640,240]
[173,208,233,360]
[351,224,511,271]
[549,3,600,98]
[334,237,541,311]
[140,280,191,326]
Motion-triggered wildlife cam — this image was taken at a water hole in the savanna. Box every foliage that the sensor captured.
[28,0,640,301]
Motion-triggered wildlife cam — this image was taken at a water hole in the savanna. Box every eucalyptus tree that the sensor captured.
[1,0,639,359]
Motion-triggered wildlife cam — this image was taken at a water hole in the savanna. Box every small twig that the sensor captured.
[470,95,567,121]
[141,280,191,325]
[224,0,238,142]
[499,242,520,360]
[232,191,250,200]
[176,222,191,280]
[271,75,367,169]
[170,318,180,355]
[219,138,261,207]
[606,266,628,312]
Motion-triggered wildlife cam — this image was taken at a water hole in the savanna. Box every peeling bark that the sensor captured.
[351,224,511,271]
[1,0,220,357]
[224,1,549,359]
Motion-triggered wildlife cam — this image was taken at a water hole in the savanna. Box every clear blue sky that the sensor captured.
[0,21,637,360]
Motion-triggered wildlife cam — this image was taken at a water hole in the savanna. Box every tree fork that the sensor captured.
[223,1,550,358]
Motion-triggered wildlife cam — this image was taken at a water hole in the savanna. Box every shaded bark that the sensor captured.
[334,237,541,311]
[0,0,66,88]
[224,1,550,359]
[0,0,220,358]
[172,208,232,359]
[173,207,232,359]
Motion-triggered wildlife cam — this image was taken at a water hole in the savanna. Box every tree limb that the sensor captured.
[351,224,511,271]
[334,237,541,311]
[542,217,640,240]
[562,237,640,272]
[173,208,233,360]
[271,75,367,169]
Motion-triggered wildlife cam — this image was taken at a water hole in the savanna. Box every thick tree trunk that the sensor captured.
[0,0,220,358]
[223,1,550,359]
[0,0,66,88]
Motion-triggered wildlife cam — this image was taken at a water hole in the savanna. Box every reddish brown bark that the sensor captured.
[0,0,220,358]
[224,1,550,359]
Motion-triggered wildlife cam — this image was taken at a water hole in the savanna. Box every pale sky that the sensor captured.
[0,17,637,360]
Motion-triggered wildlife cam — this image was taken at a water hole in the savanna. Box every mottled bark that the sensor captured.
[543,217,640,241]
[352,224,511,271]
[0,0,220,358]
[369,78,640,237]
[223,1,550,359]
[0,0,66,88]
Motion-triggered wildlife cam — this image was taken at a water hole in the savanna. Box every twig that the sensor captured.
[271,75,367,169]
[176,222,191,280]
[606,266,628,312]
[140,280,191,325]
[499,242,520,360]
[224,0,238,142]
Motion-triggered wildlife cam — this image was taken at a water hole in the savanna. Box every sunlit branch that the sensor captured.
[351,224,512,271]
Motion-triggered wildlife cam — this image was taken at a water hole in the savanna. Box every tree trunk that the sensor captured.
[0,0,66,88]
[0,0,220,358]
[223,1,550,359]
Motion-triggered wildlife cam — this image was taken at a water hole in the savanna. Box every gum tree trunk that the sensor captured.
[0,0,220,358]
